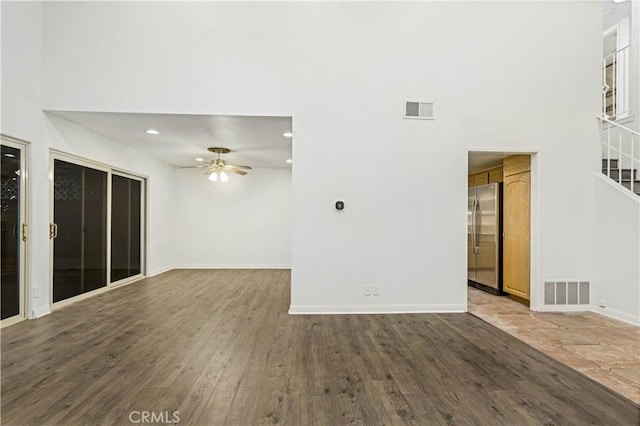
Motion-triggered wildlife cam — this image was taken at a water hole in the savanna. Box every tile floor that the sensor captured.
[468,287,640,405]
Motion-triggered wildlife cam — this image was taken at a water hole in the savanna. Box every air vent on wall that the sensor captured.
[404,101,434,120]
[544,281,590,305]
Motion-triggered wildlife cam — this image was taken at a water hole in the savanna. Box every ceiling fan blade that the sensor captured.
[227,164,252,170]
[226,167,248,175]
[180,165,208,169]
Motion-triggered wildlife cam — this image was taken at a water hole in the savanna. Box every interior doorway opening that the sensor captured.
[467,150,535,309]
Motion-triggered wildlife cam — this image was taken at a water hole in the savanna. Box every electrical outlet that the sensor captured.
[372,285,380,295]
[364,285,372,295]
[599,300,607,308]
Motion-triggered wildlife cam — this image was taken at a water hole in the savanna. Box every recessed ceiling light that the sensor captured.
[145,129,160,135]
[283,132,293,138]
[4,153,16,158]
[195,157,204,162]
[285,159,293,163]
[613,0,627,3]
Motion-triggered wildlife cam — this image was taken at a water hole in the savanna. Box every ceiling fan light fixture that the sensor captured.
[187,147,251,183]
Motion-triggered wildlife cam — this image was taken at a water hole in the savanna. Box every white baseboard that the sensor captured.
[532,304,638,326]
[30,305,51,319]
[173,265,291,270]
[147,266,291,278]
[592,306,640,326]
[288,304,466,315]
[148,266,174,277]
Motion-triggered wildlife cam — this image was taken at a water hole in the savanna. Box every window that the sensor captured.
[602,19,630,121]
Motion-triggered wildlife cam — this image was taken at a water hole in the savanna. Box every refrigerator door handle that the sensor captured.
[474,198,480,254]
[471,197,476,254]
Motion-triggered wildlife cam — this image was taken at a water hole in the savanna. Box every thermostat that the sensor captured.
[335,200,345,211]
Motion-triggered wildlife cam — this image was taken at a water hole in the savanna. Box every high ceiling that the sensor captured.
[47,111,293,168]
[604,0,631,30]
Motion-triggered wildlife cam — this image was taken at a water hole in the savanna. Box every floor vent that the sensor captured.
[404,101,434,120]
[544,281,589,305]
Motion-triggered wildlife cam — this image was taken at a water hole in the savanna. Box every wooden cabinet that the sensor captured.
[473,172,489,186]
[469,167,502,187]
[488,167,503,184]
[503,155,530,177]
[502,155,530,300]
[468,171,491,187]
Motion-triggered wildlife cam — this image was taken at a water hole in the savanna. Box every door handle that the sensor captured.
[473,198,481,254]
[471,198,476,254]
[49,223,58,239]
[22,223,28,241]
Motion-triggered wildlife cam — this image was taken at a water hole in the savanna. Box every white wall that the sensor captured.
[630,0,640,133]
[595,1,640,324]
[172,167,291,268]
[38,1,604,314]
[2,1,49,317]
[603,0,639,133]
[1,2,175,318]
[593,175,640,325]
[600,1,639,171]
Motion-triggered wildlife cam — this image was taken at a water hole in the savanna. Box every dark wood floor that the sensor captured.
[2,270,638,425]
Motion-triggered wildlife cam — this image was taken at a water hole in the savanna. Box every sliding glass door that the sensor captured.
[51,155,145,305]
[52,159,108,303]
[111,174,142,283]
[1,140,27,323]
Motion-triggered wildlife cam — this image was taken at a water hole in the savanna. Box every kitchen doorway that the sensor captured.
[467,150,537,309]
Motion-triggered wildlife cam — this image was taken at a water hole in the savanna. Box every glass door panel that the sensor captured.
[1,145,22,320]
[111,175,142,282]
[82,167,107,292]
[53,160,82,302]
[129,179,141,277]
[111,175,128,282]
[53,159,107,303]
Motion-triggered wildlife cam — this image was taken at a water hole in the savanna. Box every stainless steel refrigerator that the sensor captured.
[468,183,502,294]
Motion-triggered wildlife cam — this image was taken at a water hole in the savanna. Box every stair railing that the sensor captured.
[598,115,639,194]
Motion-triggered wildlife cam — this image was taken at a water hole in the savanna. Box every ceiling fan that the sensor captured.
[182,147,252,183]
